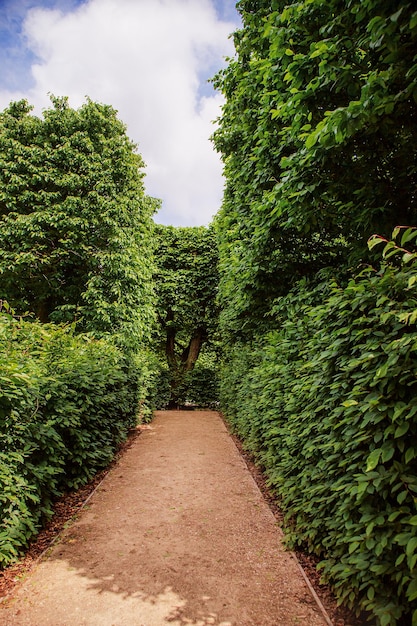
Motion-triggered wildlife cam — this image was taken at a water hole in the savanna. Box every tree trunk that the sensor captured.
[181,327,205,373]
[36,300,51,323]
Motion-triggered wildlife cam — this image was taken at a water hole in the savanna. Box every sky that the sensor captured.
[0,0,240,226]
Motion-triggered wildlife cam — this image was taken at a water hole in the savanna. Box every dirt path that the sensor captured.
[1,410,330,626]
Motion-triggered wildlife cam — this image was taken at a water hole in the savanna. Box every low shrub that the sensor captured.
[0,310,151,567]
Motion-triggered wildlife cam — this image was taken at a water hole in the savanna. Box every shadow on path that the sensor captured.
[1,411,327,626]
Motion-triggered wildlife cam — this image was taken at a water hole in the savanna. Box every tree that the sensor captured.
[0,96,156,349]
[153,225,219,407]
[212,0,417,339]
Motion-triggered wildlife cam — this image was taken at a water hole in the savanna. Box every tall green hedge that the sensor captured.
[0,310,152,567]
[221,245,417,625]
[212,0,417,338]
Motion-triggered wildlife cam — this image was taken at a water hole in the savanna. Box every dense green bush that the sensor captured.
[213,0,417,338]
[221,243,417,625]
[138,355,171,412]
[179,352,220,408]
[213,2,417,622]
[0,309,153,567]
[151,352,219,410]
[0,97,156,350]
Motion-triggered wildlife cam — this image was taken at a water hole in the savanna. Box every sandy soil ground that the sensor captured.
[0,410,331,626]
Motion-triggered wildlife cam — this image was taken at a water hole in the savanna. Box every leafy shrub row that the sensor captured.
[153,353,219,410]
[176,351,219,408]
[220,248,417,625]
[0,310,153,567]
[150,350,219,410]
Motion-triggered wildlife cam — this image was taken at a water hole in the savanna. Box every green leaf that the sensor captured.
[366,449,382,472]
[305,132,318,149]
[368,235,386,250]
[395,422,409,438]
[367,586,375,601]
[405,448,416,464]
[403,252,417,264]
[407,576,417,602]
[342,399,359,407]
[349,541,360,554]
[390,7,404,23]
[400,227,417,246]
[398,491,409,505]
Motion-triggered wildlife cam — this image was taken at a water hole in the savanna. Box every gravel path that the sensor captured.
[1,410,329,626]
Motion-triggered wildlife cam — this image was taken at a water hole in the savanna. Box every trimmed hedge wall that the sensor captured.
[0,311,152,567]
[220,255,417,625]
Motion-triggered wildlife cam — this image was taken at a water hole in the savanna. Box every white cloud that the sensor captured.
[0,0,238,226]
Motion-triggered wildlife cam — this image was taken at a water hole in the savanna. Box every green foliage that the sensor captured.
[0,95,163,567]
[135,352,171,413]
[149,351,219,410]
[0,96,156,349]
[0,309,153,567]
[153,224,219,405]
[212,0,417,337]
[220,238,417,625]
[214,3,417,623]
[176,351,219,408]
